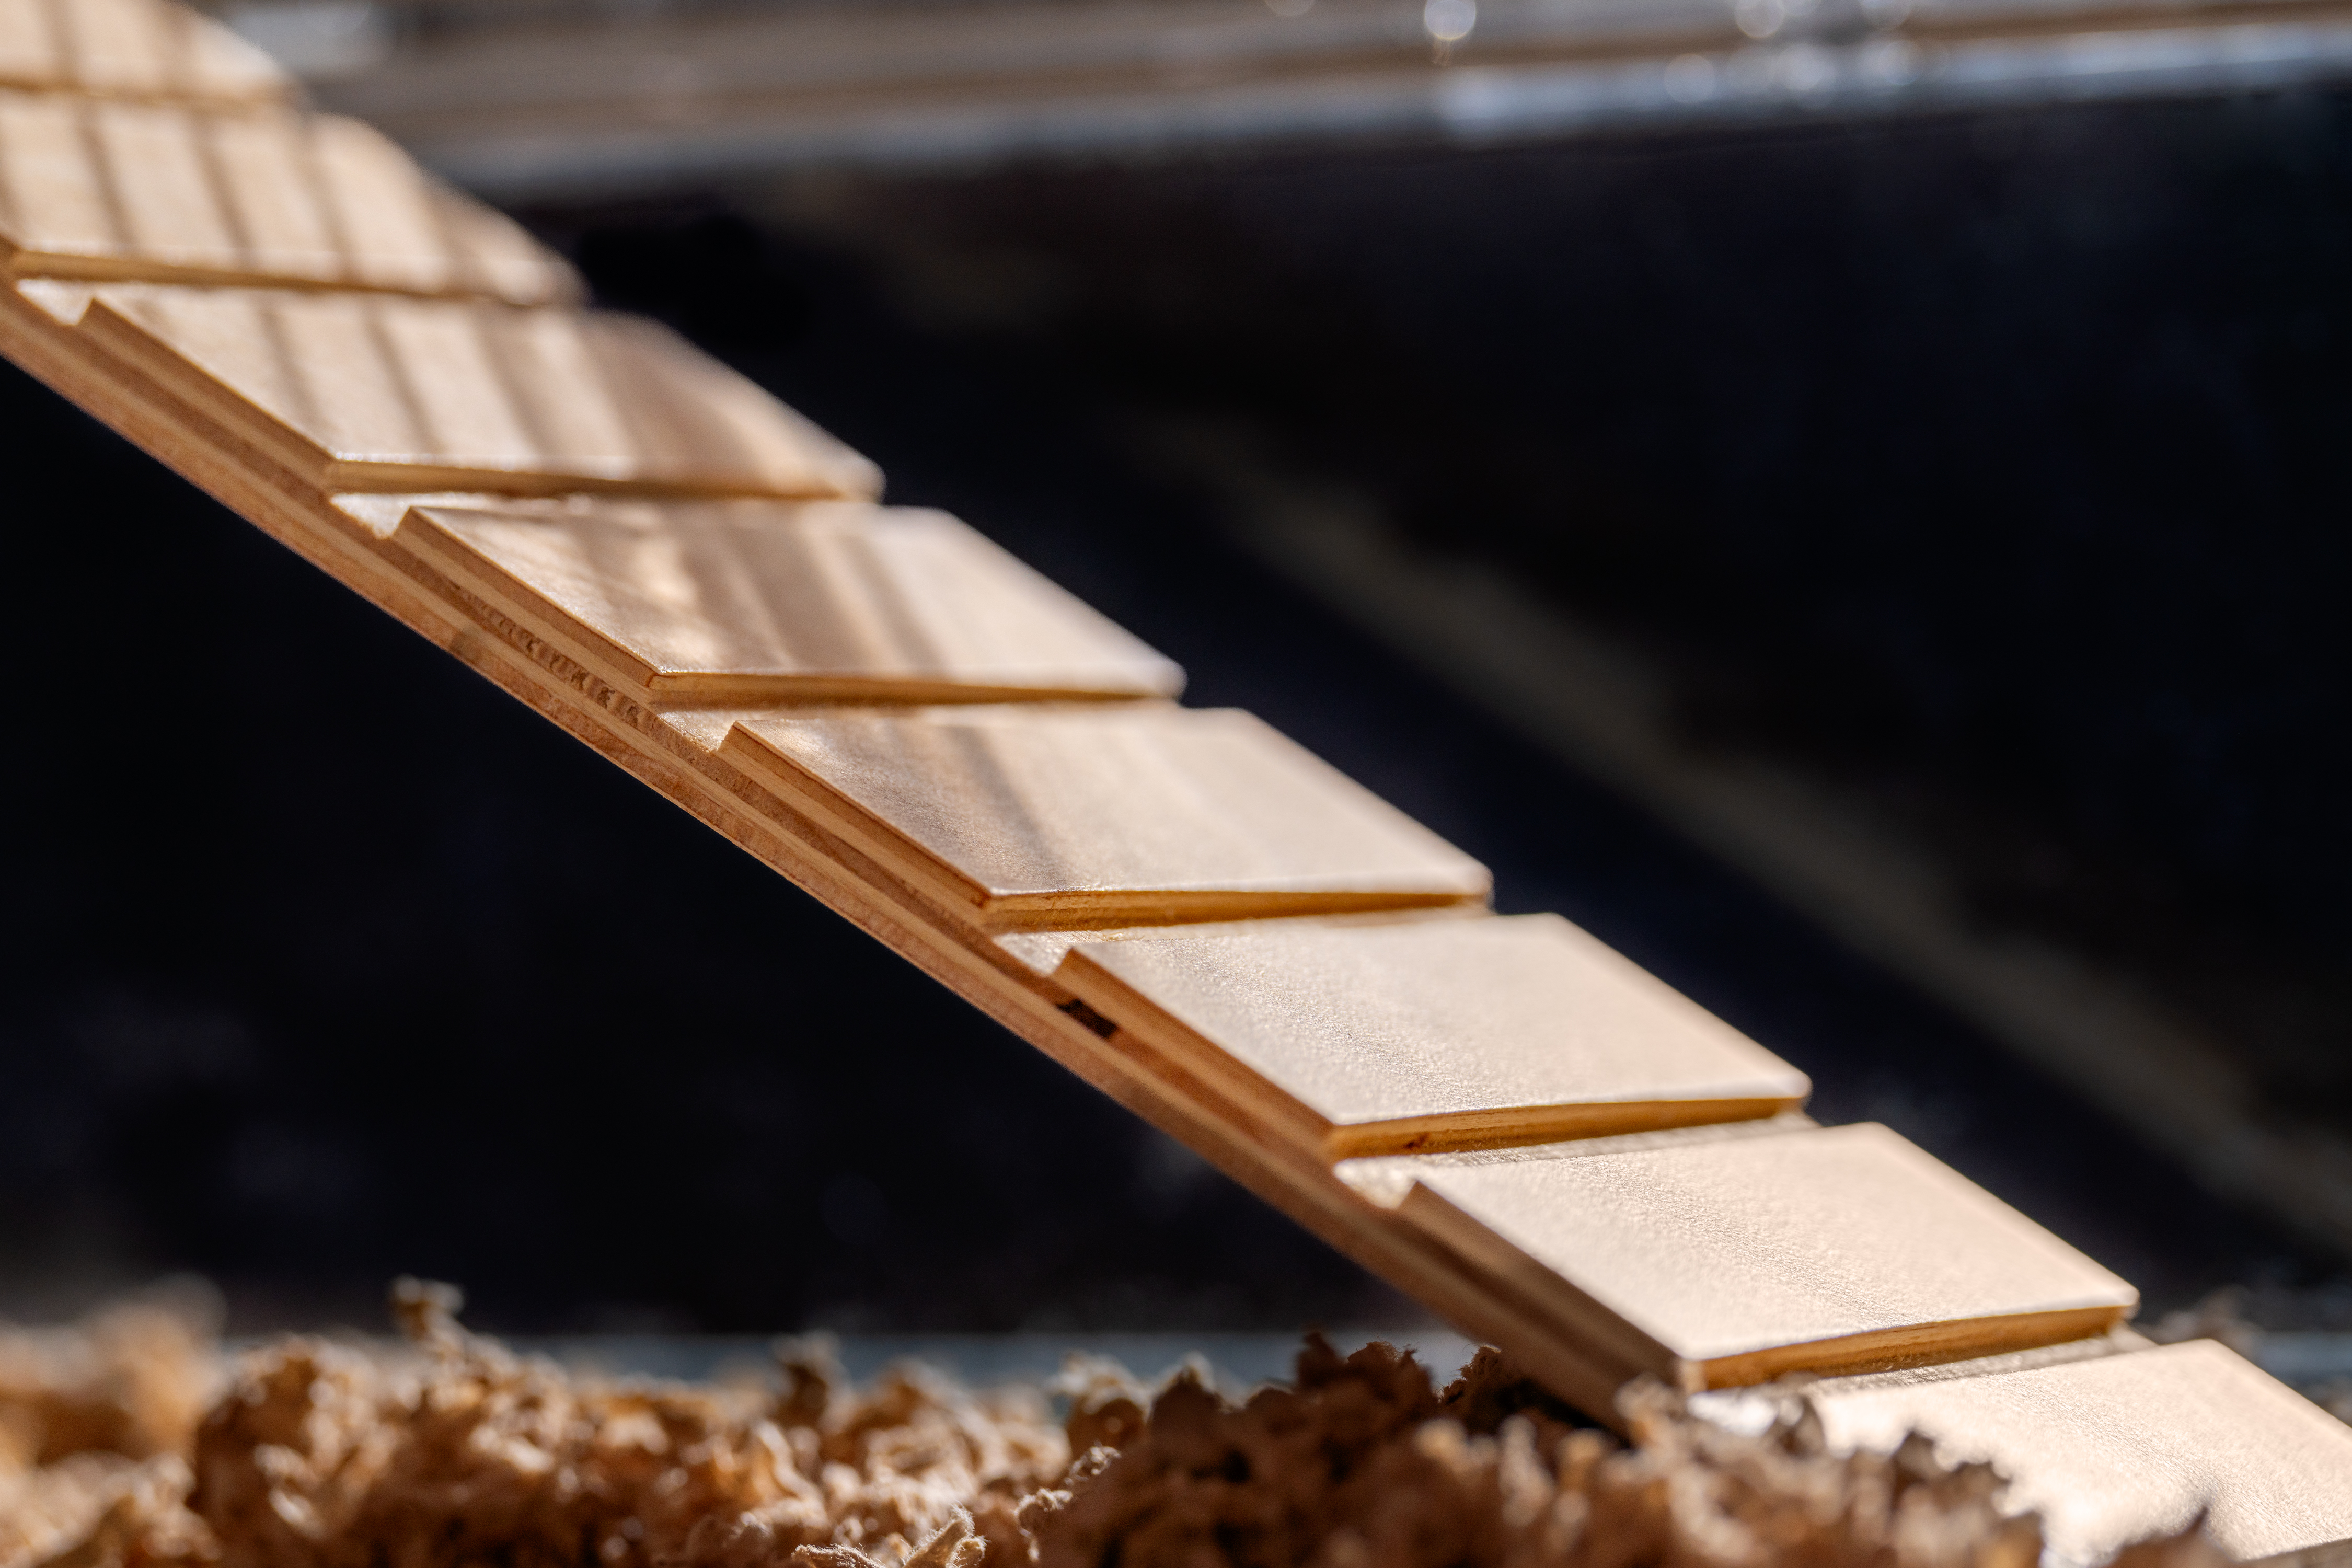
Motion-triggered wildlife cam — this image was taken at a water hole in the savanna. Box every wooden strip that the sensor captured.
[0,91,576,303]
[352,493,1184,704]
[1696,1340,2352,1567]
[1034,912,1809,1160]
[710,704,1492,930]
[1341,1121,2137,1391]
[0,0,290,103]
[16,280,880,499]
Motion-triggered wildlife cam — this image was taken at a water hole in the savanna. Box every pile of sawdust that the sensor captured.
[0,1283,2218,1568]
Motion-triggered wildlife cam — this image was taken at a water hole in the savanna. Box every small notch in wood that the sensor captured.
[1058,998,1117,1039]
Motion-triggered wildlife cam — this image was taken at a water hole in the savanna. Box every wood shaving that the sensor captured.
[0,1284,2229,1568]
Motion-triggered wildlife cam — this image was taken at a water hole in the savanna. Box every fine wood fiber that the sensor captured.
[1343,1121,2138,1390]
[0,0,289,103]
[15,279,881,499]
[1694,1340,2352,1567]
[0,90,576,302]
[708,704,1494,930]
[1047,912,1811,1160]
[374,493,1186,703]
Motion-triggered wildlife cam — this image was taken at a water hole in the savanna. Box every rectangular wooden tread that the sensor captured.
[0,89,576,302]
[13,279,880,499]
[1019,912,1809,1159]
[359,493,1185,704]
[685,704,1495,930]
[1341,1121,2137,1390]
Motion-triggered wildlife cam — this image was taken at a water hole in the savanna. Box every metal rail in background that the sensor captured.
[212,0,2352,198]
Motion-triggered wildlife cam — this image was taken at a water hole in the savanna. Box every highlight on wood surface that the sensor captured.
[12,281,880,499]
[1033,913,1811,1159]
[698,704,1494,930]
[0,91,575,301]
[0,0,289,105]
[367,494,1186,703]
[1342,1121,2139,1390]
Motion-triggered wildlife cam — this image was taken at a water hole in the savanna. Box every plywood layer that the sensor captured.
[381,494,1185,702]
[19,281,880,499]
[1043,913,1810,1158]
[0,91,577,303]
[1342,1122,2137,1389]
[705,704,1493,929]
[1696,1340,2352,1568]
[0,0,289,102]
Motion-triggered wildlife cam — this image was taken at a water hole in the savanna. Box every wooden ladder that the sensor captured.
[0,3,2345,1559]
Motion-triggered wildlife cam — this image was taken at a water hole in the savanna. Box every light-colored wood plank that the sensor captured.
[0,0,290,103]
[1341,1121,2137,1390]
[1697,1340,2352,1567]
[1032,912,1809,1159]
[17,280,880,499]
[704,704,1492,930]
[353,493,1183,703]
[0,92,575,303]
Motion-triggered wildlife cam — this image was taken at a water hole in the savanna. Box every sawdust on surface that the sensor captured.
[0,1282,2221,1568]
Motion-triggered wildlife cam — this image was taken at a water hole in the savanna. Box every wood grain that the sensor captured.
[1698,1340,2352,1566]
[711,704,1493,930]
[1042,913,1809,1159]
[0,91,575,302]
[0,0,289,103]
[1342,1121,2137,1390]
[19,281,879,499]
[365,493,1184,703]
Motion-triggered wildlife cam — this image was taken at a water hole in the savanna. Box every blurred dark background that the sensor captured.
[3,40,2349,1338]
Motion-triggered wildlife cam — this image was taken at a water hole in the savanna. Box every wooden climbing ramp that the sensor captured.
[1,2,2347,1558]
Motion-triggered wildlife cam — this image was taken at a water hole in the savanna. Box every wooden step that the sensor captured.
[1340,1121,2137,1390]
[676,704,1493,931]
[345,493,1184,704]
[0,89,575,302]
[1694,1338,2352,1567]
[0,0,289,105]
[10,279,879,499]
[1014,912,1809,1159]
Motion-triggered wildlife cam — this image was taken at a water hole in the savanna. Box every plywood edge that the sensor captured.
[0,237,579,303]
[322,456,862,502]
[1321,1096,1808,1161]
[1686,1304,2132,1392]
[643,670,1180,706]
[0,72,294,110]
[982,886,1490,931]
